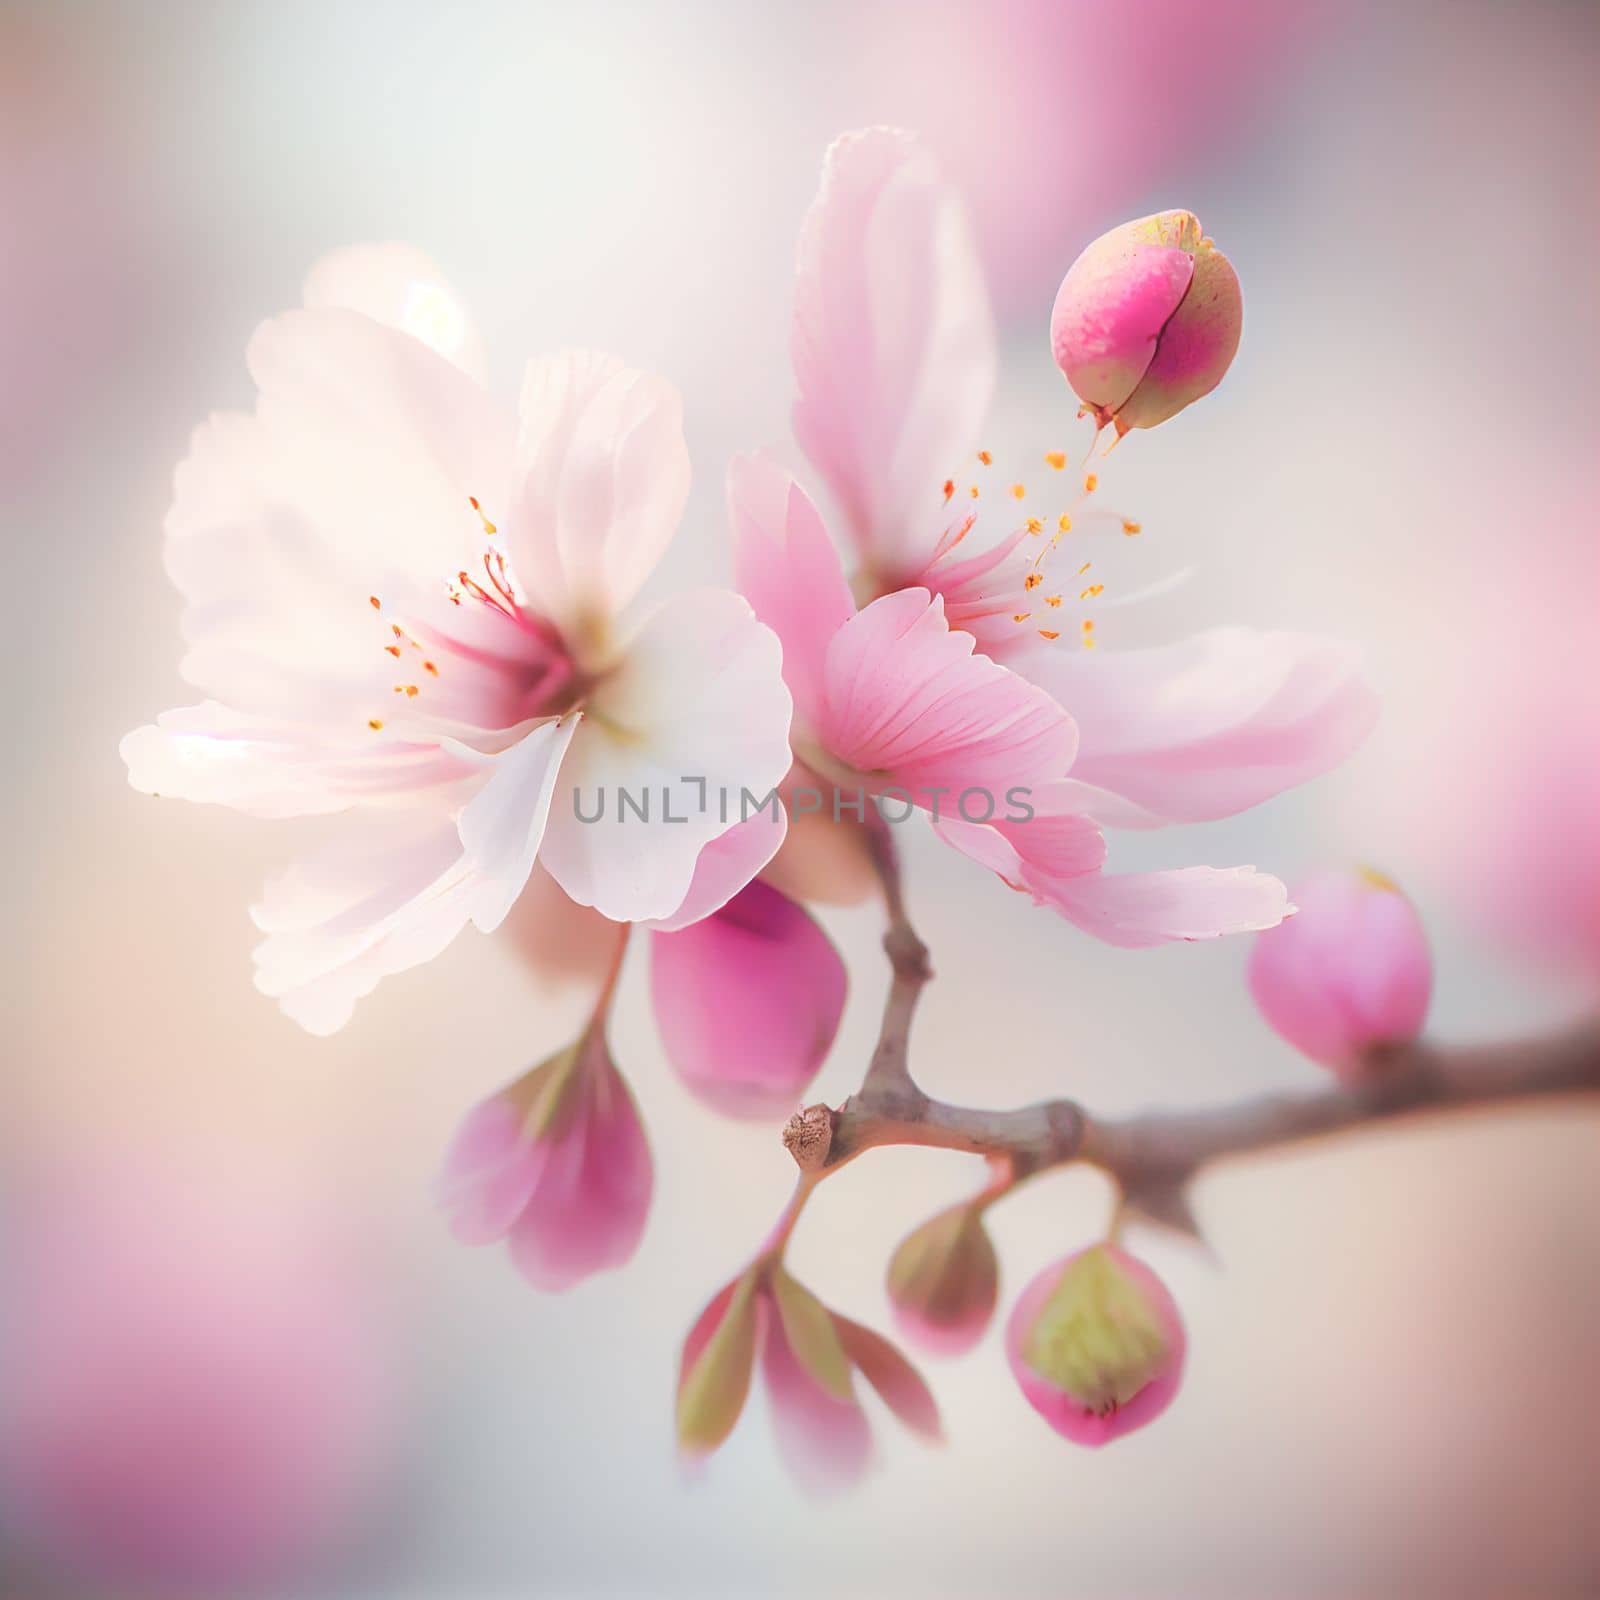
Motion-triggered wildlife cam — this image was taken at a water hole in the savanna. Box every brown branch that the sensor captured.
[783,821,1600,1196]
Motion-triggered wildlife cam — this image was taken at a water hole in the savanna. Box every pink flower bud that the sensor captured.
[438,1029,652,1291]
[649,879,847,1119]
[887,1201,999,1356]
[1006,1244,1186,1447]
[1051,210,1242,434]
[1247,867,1433,1081]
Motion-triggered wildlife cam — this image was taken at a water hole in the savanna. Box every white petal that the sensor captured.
[454,715,582,933]
[537,590,793,922]
[640,811,790,934]
[301,242,488,383]
[507,351,690,637]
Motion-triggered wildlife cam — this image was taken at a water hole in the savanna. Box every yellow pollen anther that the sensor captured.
[969,484,980,499]
[1038,628,1060,641]
[368,595,381,610]
[1077,561,1092,576]
[1046,594,1062,607]
[1058,514,1073,533]
[469,495,497,535]
[424,660,438,676]
[404,684,419,697]
[1122,519,1141,536]
[943,478,955,501]
[391,624,404,639]
[1012,612,1031,623]
[1084,473,1099,493]
[977,450,993,466]
[1011,483,1026,500]
[1082,619,1095,631]
[1080,584,1104,599]
[1026,517,1043,534]
[1024,572,1043,591]
[385,644,401,657]
[1045,451,1067,471]
[368,718,384,730]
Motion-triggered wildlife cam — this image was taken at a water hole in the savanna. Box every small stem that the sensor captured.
[858,812,931,1102]
[754,1172,821,1268]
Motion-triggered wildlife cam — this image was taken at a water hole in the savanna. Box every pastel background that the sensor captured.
[3,1,1597,1596]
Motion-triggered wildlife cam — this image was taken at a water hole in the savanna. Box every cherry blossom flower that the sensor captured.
[783,127,1376,832]
[121,245,793,1032]
[730,450,1292,946]
[677,1261,940,1494]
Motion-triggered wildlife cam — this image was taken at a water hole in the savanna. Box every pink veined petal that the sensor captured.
[760,1299,872,1496]
[437,1094,548,1247]
[1011,627,1379,825]
[649,878,847,1119]
[453,714,582,933]
[504,1051,653,1292]
[821,589,1077,798]
[506,350,690,637]
[642,811,790,935]
[249,812,487,1035]
[301,242,487,384]
[120,702,481,819]
[1042,864,1291,948]
[830,1315,942,1442]
[728,452,855,733]
[537,589,794,923]
[934,792,1108,890]
[792,126,997,581]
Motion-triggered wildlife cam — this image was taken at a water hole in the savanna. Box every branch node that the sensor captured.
[783,1103,836,1171]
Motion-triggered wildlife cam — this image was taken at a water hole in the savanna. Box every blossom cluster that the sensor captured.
[118,127,1414,1486]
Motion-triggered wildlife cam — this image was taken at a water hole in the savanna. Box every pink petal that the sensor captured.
[437,1091,548,1247]
[1247,869,1432,1076]
[760,1301,872,1495]
[506,351,690,640]
[831,1314,942,1441]
[300,242,487,383]
[1012,628,1378,825]
[1044,864,1290,948]
[536,588,793,923]
[649,879,847,1119]
[728,452,856,732]
[792,127,996,580]
[505,1049,653,1292]
[821,590,1077,799]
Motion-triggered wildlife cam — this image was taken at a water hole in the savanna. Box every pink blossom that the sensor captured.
[121,244,793,1033]
[650,879,847,1119]
[439,1026,652,1291]
[1247,868,1433,1079]
[1006,1244,1186,1448]
[0,1159,399,1593]
[677,1265,940,1494]
[731,450,1292,946]
[779,127,1375,837]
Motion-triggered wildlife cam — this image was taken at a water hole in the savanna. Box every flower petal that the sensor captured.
[761,1297,871,1495]
[677,1275,762,1458]
[453,714,581,933]
[506,351,690,635]
[1043,864,1290,948]
[437,1088,550,1247]
[120,702,478,819]
[301,242,487,383]
[250,813,485,1035]
[537,589,793,922]
[1012,628,1378,825]
[822,590,1076,799]
[728,452,854,733]
[831,1314,943,1441]
[792,127,996,579]
[641,812,789,935]
[651,879,847,1118]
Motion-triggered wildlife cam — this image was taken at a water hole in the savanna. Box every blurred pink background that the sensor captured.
[3,1,1597,1595]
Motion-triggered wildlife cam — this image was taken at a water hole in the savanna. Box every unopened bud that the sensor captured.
[887,1202,999,1356]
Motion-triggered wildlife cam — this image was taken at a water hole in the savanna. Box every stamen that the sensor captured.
[1011,483,1026,500]
[1046,594,1062,608]
[1026,517,1043,534]
[1024,573,1043,592]
[368,718,384,730]
[1084,473,1099,493]
[977,450,993,466]
[943,478,955,502]
[969,484,980,499]
[1045,451,1067,471]
[1122,519,1141,536]
[1080,584,1104,599]
[1058,514,1073,533]
[1012,612,1031,623]
[1038,628,1060,641]
[368,595,382,610]
[469,495,498,535]
[385,644,401,657]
